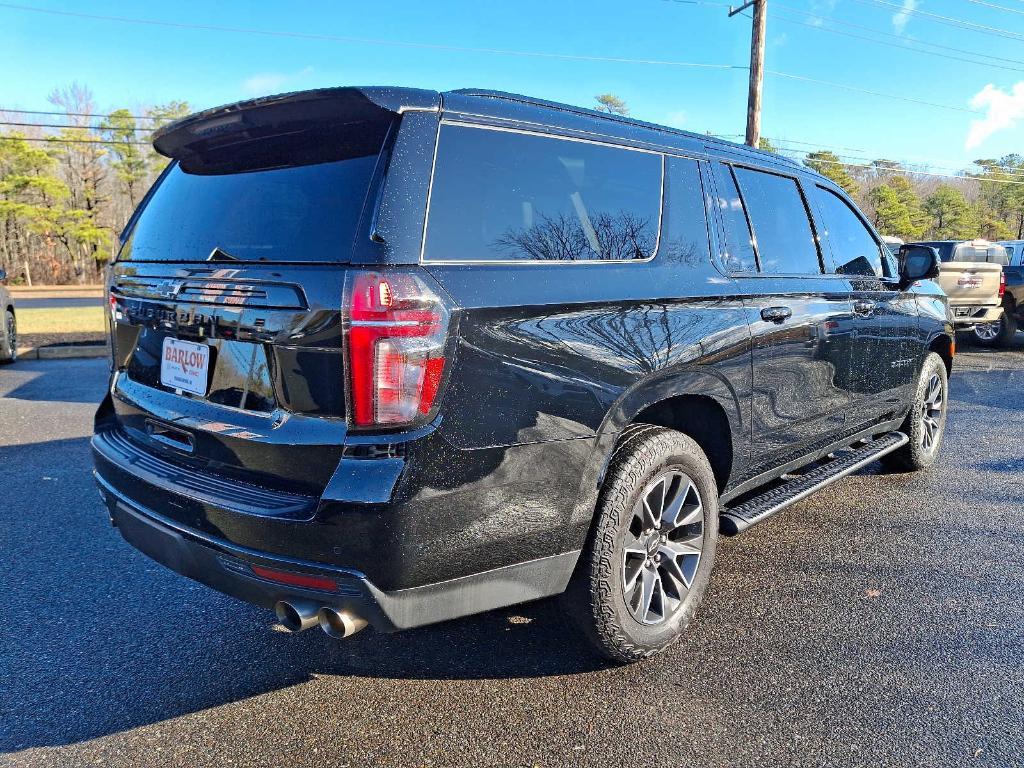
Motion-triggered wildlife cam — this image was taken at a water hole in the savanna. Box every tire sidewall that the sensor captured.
[904,353,948,468]
[593,432,718,655]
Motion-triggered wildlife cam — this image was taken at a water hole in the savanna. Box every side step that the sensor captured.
[719,431,909,536]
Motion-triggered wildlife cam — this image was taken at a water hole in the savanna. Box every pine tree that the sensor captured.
[925,185,977,240]
[804,151,860,198]
[594,94,629,116]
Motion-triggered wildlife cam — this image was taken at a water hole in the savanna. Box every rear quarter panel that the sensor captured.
[424,257,754,560]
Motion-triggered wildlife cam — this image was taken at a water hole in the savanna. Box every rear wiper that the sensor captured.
[207,246,241,262]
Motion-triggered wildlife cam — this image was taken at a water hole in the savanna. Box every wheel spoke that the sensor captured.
[660,539,701,560]
[623,560,644,594]
[676,499,703,528]
[645,478,666,529]
[639,567,658,622]
[659,550,691,590]
[661,477,689,527]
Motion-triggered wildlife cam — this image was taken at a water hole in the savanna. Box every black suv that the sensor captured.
[92,87,952,662]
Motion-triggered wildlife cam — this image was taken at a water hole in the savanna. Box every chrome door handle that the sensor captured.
[761,306,793,324]
[853,299,876,316]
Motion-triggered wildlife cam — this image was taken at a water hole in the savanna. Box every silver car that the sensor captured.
[0,269,16,363]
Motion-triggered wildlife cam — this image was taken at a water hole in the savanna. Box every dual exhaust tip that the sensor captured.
[274,600,368,638]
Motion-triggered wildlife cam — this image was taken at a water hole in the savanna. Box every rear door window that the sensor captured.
[810,185,888,277]
[424,124,662,262]
[711,163,757,273]
[733,167,821,275]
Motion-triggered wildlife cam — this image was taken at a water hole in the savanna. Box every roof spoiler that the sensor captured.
[152,86,439,172]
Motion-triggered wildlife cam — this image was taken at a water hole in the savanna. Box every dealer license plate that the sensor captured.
[160,337,210,396]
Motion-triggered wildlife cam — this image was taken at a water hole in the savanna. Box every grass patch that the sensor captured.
[17,306,105,335]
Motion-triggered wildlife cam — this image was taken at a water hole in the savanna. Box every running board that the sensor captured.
[719,431,909,536]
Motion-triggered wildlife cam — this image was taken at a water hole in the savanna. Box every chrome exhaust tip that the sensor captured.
[317,607,368,639]
[274,600,320,632]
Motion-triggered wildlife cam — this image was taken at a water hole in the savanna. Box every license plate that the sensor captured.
[160,337,210,396]
[954,307,972,317]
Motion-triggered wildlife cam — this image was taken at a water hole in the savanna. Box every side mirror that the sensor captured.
[897,245,940,287]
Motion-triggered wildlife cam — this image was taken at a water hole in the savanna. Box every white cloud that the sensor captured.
[241,66,314,97]
[892,0,917,34]
[805,0,835,27]
[665,110,688,128]
[965,81,1024,149]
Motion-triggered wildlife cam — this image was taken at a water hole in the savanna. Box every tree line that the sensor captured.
[0,83,188,284]
[1,86,1022,285]
[796,147,1024,243]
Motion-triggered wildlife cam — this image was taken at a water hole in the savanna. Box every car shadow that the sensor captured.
[1,357,108,405]
[0,436,610,753]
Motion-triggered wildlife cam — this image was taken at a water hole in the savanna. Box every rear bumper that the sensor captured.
[94,470,578,632]
[950,303,1002,327]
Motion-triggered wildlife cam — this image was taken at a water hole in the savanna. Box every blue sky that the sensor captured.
[1,0,1022,170]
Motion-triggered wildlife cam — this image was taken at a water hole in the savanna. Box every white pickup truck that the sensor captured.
[911,240,1006,330]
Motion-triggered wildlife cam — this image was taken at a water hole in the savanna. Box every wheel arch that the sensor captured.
[560,367,744,557]
[598,367,743,494]
[927,333,954,375]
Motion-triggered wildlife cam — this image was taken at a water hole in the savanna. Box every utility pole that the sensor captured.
[729,0,767,148]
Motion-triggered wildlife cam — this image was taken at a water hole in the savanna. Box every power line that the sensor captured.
[767,71,980,113]
[0,120,150,132]
[849,0,1024,41]
[802,150,1024,179]
[778,152,1024,185]
[769,6,1024,71]
[0,2,988,114]
[0,2,744,70]
[712,133,1024,180]
[0,135,150,146]
[0,107,161,121]
[4,127,1021,185]
[961,0,1024,14]
[736,135,1024,177]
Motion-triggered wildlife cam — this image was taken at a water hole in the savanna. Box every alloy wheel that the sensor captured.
[621,469,704,626]
[920,372,943,451]
[973,320,1000,342]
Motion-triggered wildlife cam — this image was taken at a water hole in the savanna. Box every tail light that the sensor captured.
[999,270,1006,298]
[344,270,451,428]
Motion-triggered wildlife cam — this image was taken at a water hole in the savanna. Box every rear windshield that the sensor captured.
[945,243,1009,265]
[120,153,382,263]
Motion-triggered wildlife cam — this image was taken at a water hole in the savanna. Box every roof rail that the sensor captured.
[448,88,803,169]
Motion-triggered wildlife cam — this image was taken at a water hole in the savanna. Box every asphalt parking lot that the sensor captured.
[2,340,1023,768]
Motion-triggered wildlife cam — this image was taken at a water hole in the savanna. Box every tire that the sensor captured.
[972,308,1017,348]
[566,424,718,663]
[881,352,948,472]
[0,309,16,364]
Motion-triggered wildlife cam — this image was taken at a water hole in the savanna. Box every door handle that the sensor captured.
[853,299,876,316]
[761,306,792,324]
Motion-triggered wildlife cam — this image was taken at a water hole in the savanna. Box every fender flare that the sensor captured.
[560,365,746,554]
